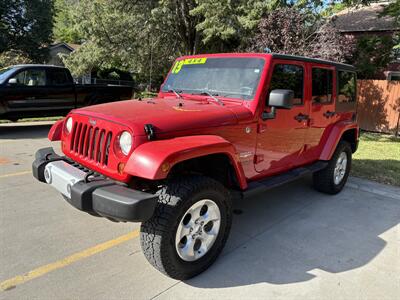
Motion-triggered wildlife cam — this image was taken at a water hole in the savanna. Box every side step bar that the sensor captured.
[243,161,328,198]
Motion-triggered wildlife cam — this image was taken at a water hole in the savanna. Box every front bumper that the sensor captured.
[32,147,158,222]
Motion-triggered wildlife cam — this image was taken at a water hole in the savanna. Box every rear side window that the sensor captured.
[312,68,333,104]
[48,69,70,85]
[338,71,356,103]
[269,64,304,105]
[336,70,357,112]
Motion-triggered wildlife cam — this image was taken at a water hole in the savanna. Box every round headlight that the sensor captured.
[65,117,73,133]
[119,131,132,155]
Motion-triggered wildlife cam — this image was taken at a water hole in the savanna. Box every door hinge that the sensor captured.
[257,124,267,133]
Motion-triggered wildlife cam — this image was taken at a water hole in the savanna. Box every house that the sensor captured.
[47,42,80,66]
[332,1,400,80]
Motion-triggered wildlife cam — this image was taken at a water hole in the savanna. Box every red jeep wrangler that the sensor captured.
[33,53,359,279]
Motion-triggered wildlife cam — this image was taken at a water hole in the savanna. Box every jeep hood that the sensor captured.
[74,97,251,135]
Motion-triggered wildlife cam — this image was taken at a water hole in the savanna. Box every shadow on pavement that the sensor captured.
[186,177,400,287]
[0,124,52,140]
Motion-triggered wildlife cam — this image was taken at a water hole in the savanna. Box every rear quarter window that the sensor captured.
[336,70,357,112]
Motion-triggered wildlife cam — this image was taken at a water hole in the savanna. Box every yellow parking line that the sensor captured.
[0,230,140,291]
[0,170,31,179]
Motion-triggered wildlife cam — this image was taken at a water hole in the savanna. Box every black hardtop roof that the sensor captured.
[271,53,356,71]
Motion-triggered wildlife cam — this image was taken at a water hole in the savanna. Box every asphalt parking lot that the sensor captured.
[0,122,399,300]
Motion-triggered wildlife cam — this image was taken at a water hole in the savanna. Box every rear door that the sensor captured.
[45,68,76,109]
[255,60,310,175]
[303,64,336,162]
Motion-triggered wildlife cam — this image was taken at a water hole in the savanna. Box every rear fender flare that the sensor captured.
[124,135,247,189]
[319,121,359,161]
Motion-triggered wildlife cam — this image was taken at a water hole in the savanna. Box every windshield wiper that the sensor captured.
[195,91,224,106]
[167,88,183,99]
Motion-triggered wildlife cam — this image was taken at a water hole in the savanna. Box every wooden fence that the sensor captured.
[357,80,400,135]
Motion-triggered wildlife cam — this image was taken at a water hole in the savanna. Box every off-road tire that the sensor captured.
[313,141,352,194]
[140,176,232,280]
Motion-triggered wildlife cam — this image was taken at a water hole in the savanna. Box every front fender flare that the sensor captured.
[125,135,247,189]
[48,119,64,141]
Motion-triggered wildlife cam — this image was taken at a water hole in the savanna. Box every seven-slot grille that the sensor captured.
[70,121,113,166]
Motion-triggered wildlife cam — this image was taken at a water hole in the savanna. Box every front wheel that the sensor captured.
[140,176,232,280]
[313,141,352,194]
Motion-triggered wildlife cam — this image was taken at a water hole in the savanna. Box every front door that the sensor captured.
[255,61,310,175]
[5,68,48,111]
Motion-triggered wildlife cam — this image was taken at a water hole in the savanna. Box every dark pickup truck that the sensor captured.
[0,64,133,121]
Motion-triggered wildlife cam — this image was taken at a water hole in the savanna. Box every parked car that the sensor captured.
[33,53,359,280]
[0,64,133,121]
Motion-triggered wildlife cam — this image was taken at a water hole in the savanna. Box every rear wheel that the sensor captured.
[140,176,232,280]
[313,141,352,194]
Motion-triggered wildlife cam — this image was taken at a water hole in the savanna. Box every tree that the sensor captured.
[382,0,400,23]
[53,0,82,43]
[63,0,173,89]
[381,0,400,51]
[350,35,395,79]
[308,22,355,62]
[61,0,369,87]
[0,50,32,68]
[247,7,354,62]
[0,0,54,62]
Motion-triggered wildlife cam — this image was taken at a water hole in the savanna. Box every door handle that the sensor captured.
[323,111,336,118]
[294,113,309,122]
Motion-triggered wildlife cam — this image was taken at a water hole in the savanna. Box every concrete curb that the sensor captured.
[347,176,400,200]
[0,121,57,127]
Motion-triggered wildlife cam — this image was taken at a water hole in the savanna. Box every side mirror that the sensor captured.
[8,78,18,85]
[268,89,294,109]
[262,89,294,120]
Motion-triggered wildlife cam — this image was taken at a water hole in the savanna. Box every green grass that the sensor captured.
[352,132,400,186]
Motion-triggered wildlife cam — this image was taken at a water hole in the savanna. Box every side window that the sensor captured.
[269,64,303,105]
[338,71,356,103]
[48,69,70,86]
[12,69,46,86]
[312,68,333,104]
[13,71,27,85]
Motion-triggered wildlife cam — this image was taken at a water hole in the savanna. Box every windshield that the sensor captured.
[162,57,265,100]
[0,67,15,84]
